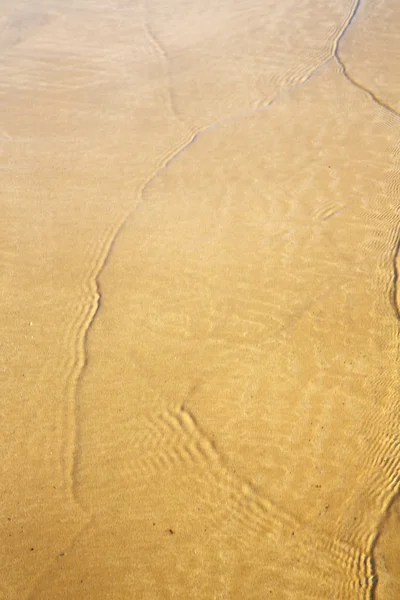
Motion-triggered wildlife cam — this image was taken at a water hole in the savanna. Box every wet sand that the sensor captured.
[1,0,400,598]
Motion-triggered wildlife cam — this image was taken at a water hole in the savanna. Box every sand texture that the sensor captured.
[1,0,400,598]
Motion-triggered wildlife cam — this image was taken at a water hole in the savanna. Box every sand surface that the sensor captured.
[1,0,400,598]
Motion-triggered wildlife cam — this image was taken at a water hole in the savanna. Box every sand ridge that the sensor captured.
[1,0,400,598]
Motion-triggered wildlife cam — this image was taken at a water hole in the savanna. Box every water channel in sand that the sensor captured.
[1,0,400,598]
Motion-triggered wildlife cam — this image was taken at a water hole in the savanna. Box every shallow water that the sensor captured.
[1,0,400,598]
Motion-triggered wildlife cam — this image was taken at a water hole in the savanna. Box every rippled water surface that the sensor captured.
[1,0,400,598]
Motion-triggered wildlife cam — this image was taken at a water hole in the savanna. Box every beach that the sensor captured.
[1,0,400,597]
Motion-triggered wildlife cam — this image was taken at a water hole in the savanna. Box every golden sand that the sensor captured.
[1,0,400,598]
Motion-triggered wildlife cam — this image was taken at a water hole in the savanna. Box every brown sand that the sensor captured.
[1,0,400,598]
